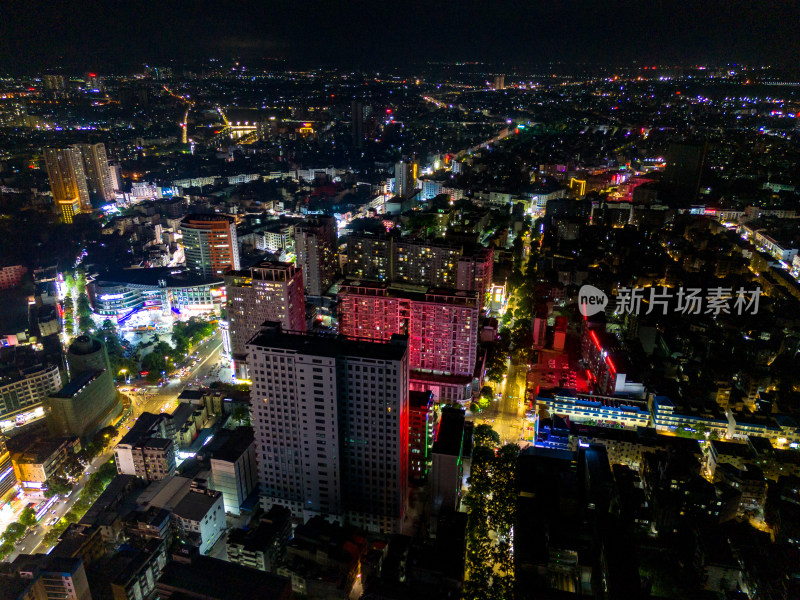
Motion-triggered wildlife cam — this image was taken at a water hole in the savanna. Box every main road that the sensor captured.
[471,357,527,446]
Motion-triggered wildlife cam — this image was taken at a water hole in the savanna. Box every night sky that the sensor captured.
[1,0,799,72]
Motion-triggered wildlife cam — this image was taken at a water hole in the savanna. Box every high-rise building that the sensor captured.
[346,233,394,282]
[456,246,494,308]
[430,407,467,517]
[338,281,479,377]
[294,216,337,297]
[394,239,461,288]
[246,322,409,534]
[663,140,708,202]
[44,147,91,222]
[109,163,124,192]
[493,75,505,90]
[180,215,240,278]
[345,236,493,307]
[224,262,305,378]
[394,159,418,199]
[338,281,479,403]
[46,336,122,439]
[66,334,110,376]
[72,143,114,203]
[351,101,364,148]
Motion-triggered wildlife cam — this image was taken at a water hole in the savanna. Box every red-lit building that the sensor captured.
[409,390,436,479]
[338,281,479,403]
[0,265,26,290]
[581,318,644,397]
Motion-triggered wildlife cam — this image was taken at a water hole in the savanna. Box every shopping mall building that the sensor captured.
[89,267,225,320]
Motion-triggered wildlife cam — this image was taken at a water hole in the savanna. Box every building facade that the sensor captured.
[44,147,91,222]
[0,363,62,423]
[338,281,479,402]
[294,216,337,297]
[246,322,409,534]
[224,262,305,378]
[90,268,224,319]
[180,215,240,278]
[72,143,114,203]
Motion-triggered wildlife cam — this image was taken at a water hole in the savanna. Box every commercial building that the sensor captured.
[209,426,258,515]
[46,336,121,439]
[537,391,652,429]
[294,216,338,297]
[581,321,645,397]
[224,262,305,378]
[180,214,240,278]
[43,147,91,222]
[0,362,62,423]
[90,267,224,318]
[663,140,708,201]
[338,281,479,402]
[351,100,365,147]
[72,143,114,203]
[45,369,121,440]
[11,436,81,491]
[66,335,109,376]
[246,322,409,534]
[0,435,16,498]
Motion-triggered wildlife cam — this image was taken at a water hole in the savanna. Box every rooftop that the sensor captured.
[211,427,254,464]
[172,489,221,522]
[247,322,408,362]
[432,408,465,456]
[49,369,104,399]
[157,555,290,600]
[94,267,223,289]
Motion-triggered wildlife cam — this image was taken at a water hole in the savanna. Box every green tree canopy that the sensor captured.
[19,507,37,527]
[473,424,501,449]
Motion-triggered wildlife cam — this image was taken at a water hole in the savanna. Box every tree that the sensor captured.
[0,540,13,559]
[46,475,72,497]
[19,507,37,528]
[231,405,251,426]
[473,424,501,449]
[2,522,26,543]
[76,293,91,318]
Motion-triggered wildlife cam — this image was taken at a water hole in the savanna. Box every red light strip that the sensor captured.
[590,330,602,351]
[606,356,616,374]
